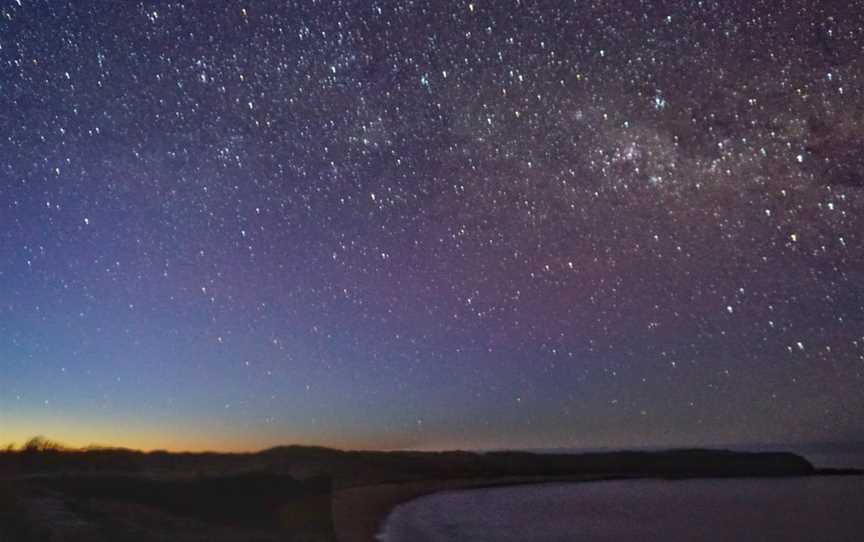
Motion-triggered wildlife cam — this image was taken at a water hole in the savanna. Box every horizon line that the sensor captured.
[4,435,862,456]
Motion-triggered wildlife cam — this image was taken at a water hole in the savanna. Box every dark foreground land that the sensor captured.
[0,439,853,542]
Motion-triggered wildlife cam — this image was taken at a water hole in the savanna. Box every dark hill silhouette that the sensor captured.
[0,438,822,484]
[2,437,856,541]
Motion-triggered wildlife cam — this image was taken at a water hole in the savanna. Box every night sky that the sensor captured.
[2,1,863,452]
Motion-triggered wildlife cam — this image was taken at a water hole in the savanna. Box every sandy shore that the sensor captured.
[331,474,602,542]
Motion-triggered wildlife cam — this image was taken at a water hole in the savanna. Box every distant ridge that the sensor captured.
[3,438,832,484]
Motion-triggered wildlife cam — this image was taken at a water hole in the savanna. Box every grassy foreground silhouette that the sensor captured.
[0,436,842,542]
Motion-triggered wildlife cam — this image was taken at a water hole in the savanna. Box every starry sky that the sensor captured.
[1,0,863,452]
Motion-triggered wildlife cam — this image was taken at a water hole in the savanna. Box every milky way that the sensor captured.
[1,1,863,451]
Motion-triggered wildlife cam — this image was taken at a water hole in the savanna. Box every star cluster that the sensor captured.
[1,0,863,451]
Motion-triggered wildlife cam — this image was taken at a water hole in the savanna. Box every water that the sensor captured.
[378,476,864,541]
[801,451,864,470]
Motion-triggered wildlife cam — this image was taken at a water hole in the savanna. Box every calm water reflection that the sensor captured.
[379,476,864,541]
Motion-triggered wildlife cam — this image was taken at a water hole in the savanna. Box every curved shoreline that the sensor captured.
[332,473,638,542]
[331,470,862,542]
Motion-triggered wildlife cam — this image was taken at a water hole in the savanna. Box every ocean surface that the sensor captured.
[378,475,864,541]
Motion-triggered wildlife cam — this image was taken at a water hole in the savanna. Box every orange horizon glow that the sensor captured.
[0,433,411,454]
[0,424,433,454]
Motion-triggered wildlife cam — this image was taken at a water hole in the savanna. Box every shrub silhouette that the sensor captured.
[22,436,66,453]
